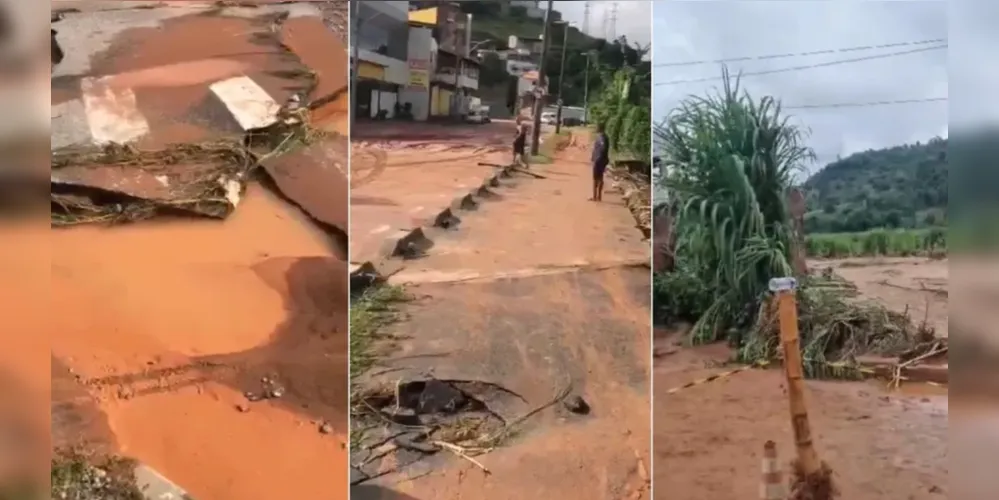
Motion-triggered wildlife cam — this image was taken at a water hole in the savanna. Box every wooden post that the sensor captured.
[771,277,821,477]
[761,440,786,500]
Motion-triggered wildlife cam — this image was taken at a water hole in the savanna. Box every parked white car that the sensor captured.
[466,106,491,124]
[540,112,557,125]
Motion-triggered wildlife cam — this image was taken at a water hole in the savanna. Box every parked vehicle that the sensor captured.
[540,112,557,125]
[466,105,491,124]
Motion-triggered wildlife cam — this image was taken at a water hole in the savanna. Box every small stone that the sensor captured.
[928,485,942,493]
[268,386,285,399]
[245,391,262,402]
[319,422,333,434]
[236,403,250,413]
[563,395,590,415]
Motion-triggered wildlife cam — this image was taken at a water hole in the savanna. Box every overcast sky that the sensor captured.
[557,1,651,48]
[652,0,949,178]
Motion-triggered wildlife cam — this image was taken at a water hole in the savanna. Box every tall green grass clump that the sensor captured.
[653,69,925,374]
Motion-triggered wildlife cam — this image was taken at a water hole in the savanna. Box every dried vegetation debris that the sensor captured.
[609,161,652,238]
[50,449,145,500]
[350,376,575,482]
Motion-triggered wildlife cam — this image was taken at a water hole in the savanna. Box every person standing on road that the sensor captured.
[512,116,529,168]
[591,123,610,201]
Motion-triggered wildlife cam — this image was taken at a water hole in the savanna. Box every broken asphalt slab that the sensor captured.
[51,3,351,228]
[258,135,349,256]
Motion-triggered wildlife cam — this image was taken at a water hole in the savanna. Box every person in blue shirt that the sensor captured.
[591,123,610,201]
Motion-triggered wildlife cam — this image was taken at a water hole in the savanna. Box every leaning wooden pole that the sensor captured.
[770,277,826,492]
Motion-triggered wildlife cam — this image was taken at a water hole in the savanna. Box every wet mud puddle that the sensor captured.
[50,185,350,500]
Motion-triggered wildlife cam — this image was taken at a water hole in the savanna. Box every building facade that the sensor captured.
[353,1,410,119]
[410,3,480,119]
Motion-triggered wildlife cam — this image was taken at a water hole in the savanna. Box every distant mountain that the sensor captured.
[802,138,947,233]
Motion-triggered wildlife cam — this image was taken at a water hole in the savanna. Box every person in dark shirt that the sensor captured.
[512,116,528,168]
[591,124,610,201]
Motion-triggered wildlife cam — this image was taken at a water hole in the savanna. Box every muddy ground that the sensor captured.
[50,183,350,499]
[44,2,352,498]
[351,129,651,499]
[654,256,952,499]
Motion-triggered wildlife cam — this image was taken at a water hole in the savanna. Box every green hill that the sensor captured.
[802,138,947,233]
[456,1,649,108]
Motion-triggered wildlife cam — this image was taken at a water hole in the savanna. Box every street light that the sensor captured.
[582,50,594,124]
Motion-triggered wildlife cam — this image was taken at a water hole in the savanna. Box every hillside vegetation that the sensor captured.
[459,1,650,109]
[802,138,947,233]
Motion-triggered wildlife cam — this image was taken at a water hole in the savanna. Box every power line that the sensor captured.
[655,38,946,68]
[784,97,947,110]
[654,44,946,86]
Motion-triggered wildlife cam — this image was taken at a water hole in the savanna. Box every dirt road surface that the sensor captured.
[654,256,951,499]
[352,130,651,499]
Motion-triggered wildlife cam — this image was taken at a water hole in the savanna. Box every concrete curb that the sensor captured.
[349,164,523,292]
[134,463,192,499]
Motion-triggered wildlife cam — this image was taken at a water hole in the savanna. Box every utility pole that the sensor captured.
[582,1,591,36]
[610,2,618,40]
[582,51,591,124]
[554,21,569,134]
[529,0,554,156]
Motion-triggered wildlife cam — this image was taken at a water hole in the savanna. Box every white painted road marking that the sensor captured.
[80,76,150,145]
[54,73,279,151]
[209,75,281,130]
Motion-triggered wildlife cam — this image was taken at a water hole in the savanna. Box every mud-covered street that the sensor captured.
[46,2,351,498]
[653,257,951,499]
[350,128,651,499]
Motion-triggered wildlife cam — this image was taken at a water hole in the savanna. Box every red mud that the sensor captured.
[0,217,50,484]
[349,123,514,263]
[351,120,515,146]
[359,133,650,499]
[80,10,313,149]
[391,133,647,283]
[49,185,349,500]
[279,16,349,102]
[654,326,948,499]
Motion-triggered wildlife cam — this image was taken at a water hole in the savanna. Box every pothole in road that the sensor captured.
[350,378,529,483]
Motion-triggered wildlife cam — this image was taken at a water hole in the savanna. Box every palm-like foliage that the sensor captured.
[654,68,815,344]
